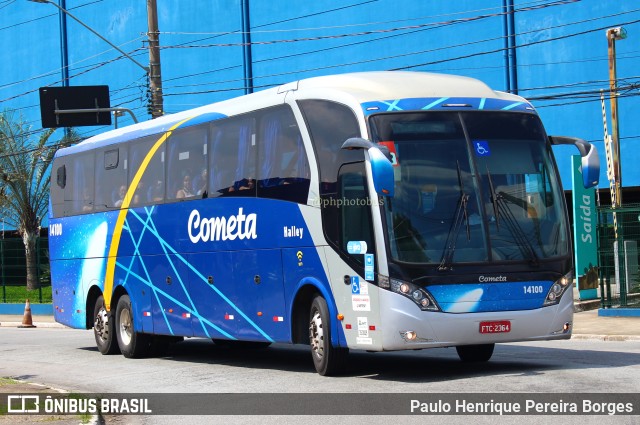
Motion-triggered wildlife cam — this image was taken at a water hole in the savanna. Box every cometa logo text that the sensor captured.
[188,208,257,243]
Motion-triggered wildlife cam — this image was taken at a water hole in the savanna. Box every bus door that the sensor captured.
[322,162,383,350]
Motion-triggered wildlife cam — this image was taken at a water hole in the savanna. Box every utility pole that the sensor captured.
[147,0,164,119]
[241,0,254,94]
[606,26,627,207]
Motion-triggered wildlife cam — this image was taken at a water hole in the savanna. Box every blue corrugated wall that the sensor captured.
[1,0,638,191]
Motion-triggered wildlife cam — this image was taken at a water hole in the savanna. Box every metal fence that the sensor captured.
[597,204,640,309]
[0,237,50,303]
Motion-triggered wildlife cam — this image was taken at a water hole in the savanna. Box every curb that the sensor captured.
[0,321,67,329]
[571,334,640,341]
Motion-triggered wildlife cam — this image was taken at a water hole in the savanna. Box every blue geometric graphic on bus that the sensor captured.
[427,281,553,313]
[361,97,534,116]
[120,206,265,340]
[474,140,491,156]
[49,197,334,344]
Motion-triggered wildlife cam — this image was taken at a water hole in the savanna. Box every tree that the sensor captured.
[0,111,79,291]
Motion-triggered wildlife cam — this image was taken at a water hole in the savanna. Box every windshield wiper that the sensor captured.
[438,161,470,272]
[485,168,539,266]
[486,166,500,230]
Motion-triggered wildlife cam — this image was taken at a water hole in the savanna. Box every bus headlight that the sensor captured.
[383,277,440,311]
[544,273,572,306]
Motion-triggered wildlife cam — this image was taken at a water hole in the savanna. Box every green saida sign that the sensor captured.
[571,155,598,300]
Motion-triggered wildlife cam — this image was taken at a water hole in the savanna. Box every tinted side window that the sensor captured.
[128,135,165,207]
[335,162,375,273]
[257,106,310,204]
[50,159,65,218]
[297,99,361,192]
[95,146,127,211]
[66,153,94,215]
[298,100,364,250]
[167,124,208,201]
[209,116,257,198]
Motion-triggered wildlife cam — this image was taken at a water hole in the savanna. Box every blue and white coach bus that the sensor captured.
[49,71,599,375]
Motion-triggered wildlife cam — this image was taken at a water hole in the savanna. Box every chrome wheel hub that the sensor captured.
[309,310,324,359]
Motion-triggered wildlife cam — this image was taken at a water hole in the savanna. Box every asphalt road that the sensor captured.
[0,327,638,424]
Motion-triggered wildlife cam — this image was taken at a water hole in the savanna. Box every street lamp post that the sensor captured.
[606,26,627,208]
[29,0,165,119]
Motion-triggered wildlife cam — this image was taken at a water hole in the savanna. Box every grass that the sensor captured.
[0,285,52,303]
[0,377,18,387]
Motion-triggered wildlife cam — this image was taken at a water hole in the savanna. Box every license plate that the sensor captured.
[479,320,511,334]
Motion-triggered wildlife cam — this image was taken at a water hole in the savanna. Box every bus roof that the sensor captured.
[55,71,525,158]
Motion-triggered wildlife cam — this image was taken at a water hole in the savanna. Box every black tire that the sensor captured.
[456,343,495,362]
[93,295,120,355]
[212,339,272,349]
[308,295,348,376]
[115,295,151,358]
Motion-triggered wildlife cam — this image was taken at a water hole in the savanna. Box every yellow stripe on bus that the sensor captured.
[103,116,196,310]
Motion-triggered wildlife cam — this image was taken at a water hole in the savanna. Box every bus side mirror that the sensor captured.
[549,136,600,188]
[341,138,395,197]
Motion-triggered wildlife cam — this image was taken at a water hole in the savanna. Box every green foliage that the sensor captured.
[1,285,52,303]
[0,111,80,290]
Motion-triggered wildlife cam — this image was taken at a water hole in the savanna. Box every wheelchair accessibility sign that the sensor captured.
[474,140,491,156]
[351,276,368,295]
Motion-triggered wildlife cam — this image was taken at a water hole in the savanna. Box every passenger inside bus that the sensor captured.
[114,185,126,207]
[176,174,195,199]
[193,168,208,196]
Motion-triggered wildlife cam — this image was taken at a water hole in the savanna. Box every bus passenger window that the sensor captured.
[257,106,310,204]
[167,125,208,201]
[50,161,65,218]
[297,99,361,191]
[210,117,256,197]
[97,148,128,210]
[129,136,165,206]
[67,153,94,215]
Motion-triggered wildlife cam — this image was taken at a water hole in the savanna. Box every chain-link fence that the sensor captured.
[0,237,50,303]
[597,204,640,309]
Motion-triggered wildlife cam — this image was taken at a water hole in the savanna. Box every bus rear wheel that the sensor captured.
[456,343,495,362]
[308,295,348,376]
[93,295,120,355]
[115,295,151,358]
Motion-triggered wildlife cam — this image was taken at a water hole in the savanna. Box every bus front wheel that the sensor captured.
[308,295,348,376]
[93,295,120,355]
[115,295,151,358]
[456,343,495,362]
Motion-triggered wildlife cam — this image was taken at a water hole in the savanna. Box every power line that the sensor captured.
[391,18,640,71]
[161,3,635,91]
[157,1,580,49]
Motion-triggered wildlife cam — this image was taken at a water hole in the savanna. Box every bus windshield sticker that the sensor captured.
[473,140,491,156]
[347,241,368,254]
[364,254,374,281]
[378,141,399,166]
[420,184,437,214]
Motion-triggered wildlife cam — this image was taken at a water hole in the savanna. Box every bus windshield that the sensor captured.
[369,111,568,266]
